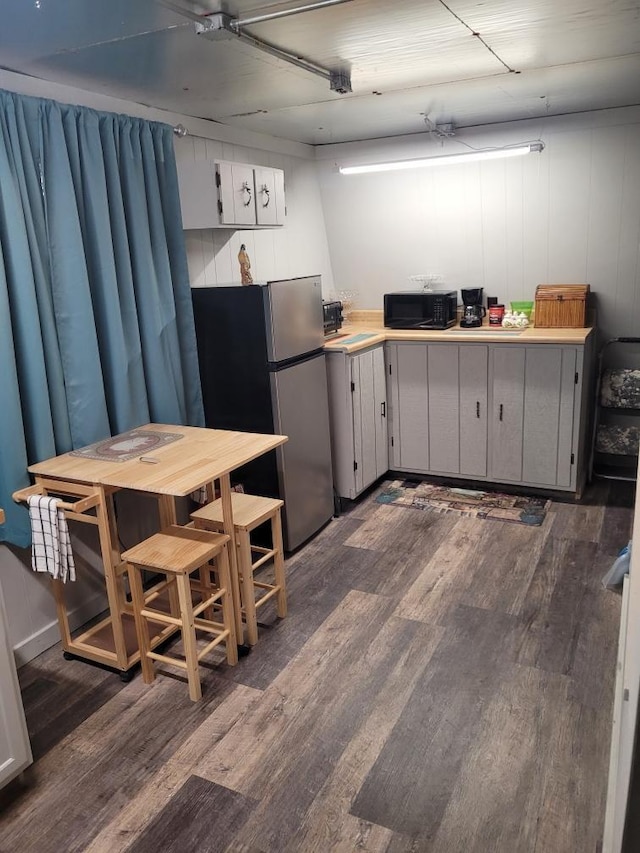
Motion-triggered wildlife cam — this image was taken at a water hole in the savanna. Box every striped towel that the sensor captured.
[28,495,76,583]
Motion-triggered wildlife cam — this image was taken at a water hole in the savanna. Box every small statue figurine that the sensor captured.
[238,243,253,285]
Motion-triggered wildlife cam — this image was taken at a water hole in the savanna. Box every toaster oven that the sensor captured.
[384,290,458,330]
[323,300,344,335]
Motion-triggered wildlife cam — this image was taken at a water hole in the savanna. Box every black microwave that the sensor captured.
[384,290,458,330]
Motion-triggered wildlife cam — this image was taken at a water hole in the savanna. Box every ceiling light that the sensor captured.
[339,142,544,175]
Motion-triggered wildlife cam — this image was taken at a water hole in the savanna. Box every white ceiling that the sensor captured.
[1,0,639,145]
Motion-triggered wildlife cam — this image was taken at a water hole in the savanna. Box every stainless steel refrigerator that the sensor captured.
[191,276,334,551]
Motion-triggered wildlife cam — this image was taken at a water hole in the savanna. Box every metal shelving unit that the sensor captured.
[591,337,640,482]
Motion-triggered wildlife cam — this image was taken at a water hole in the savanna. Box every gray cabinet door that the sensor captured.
[352,350,377,494]
[460,345,488,477]
[352,345,389,493]
[490,347,526,482]
[372,346,389,479]
[389,343,429,471]
[522,347,577,487]
[427,344,460,474]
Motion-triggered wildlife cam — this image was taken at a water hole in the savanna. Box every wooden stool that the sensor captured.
[123,525,237,701]
[191,493,287,646]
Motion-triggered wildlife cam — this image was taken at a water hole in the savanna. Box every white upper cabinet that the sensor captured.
[178,159,286,229]
[254,167,285,226]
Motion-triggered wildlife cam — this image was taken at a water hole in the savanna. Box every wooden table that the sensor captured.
[21,425,287,677]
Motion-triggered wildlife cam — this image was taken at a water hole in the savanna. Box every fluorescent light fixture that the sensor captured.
[339,142,544,175]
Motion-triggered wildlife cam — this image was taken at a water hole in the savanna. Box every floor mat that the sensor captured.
[376,479,551,525]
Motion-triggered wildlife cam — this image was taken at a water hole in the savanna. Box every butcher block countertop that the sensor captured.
[324,310,595,354]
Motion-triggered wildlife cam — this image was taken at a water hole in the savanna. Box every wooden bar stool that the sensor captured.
[191,493,287,646]
[123,525,237,701]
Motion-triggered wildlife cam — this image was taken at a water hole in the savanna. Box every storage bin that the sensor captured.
[534,284,590,328]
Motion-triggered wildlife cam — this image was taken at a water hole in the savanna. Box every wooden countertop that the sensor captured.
[324,310,594,354]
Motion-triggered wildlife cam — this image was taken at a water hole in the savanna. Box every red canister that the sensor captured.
[489,304,505,325]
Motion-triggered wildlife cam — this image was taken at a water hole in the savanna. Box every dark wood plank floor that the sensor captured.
[0,479,633,853]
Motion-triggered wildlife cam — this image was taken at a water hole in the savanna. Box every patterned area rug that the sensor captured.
[376,479,551,526]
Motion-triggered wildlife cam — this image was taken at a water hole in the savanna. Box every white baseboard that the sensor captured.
[14,592,108,669]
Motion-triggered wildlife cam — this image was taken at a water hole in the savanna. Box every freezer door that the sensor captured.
[270,353,334,550]
[264,277,324,362]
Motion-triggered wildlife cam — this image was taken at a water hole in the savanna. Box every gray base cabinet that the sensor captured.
[386,340,592,494]
[326,345,388,500]
[0,579,32,790]
[387,342,489,478]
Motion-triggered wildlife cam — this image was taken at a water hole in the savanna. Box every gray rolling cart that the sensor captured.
[591,337,640,482]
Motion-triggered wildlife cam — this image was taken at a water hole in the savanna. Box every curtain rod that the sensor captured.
[173,124,188,138]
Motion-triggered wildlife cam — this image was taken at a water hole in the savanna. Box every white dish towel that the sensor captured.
[28,495,76,583]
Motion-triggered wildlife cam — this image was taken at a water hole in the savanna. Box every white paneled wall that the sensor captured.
[316,109,640,340]
[175,136,335,293]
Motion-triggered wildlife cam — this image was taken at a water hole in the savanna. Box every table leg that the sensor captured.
[219,473,245,646]
[157,494,180,619]
[95,485,129,669]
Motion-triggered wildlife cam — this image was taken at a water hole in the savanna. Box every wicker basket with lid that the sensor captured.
[534,284,590,328]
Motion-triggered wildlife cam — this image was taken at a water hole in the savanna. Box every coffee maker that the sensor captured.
[460,287,486,328]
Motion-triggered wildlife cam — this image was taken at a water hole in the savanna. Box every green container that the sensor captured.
[510,301,533,319]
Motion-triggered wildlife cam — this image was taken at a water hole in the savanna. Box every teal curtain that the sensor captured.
[0,89,204,547]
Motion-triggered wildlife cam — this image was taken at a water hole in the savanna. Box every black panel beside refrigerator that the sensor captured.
[191,277,334,552]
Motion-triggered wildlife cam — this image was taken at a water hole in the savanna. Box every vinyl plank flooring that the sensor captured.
[1,479,629,853]
[350,604,527,841]
[394,517,493,624]
[567,555,621,711]
[128,775,258,853]
[0,672,238,853]
[431,663,573,853]
[227,610,428,852]
[598,503,634,555]
[283,620,444,852]
[346,512,459,599]
[533,700,612,853]
[343,502,447,553]
[459,513,554,616]
[221,539,383,690]
[83,684,260,853]
[517,537,600,675]
[551,500,605,542]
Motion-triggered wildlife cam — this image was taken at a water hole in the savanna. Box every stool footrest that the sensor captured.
[193,616,225,633]
[251,550,276,571]
[192,590,225,619]
[252,585,280,610]
[148,650,188,669]
[197,631,230,661]
[141,609,183,627]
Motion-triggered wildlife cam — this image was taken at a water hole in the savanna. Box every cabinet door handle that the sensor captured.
[381,401,386,418]
[499,403,504,422]
[261,185,271,207]
[476,401,480,419]
[241,181,252,207]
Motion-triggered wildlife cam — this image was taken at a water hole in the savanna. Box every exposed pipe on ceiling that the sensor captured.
[157,0,353,93]
[233,0,354,29]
